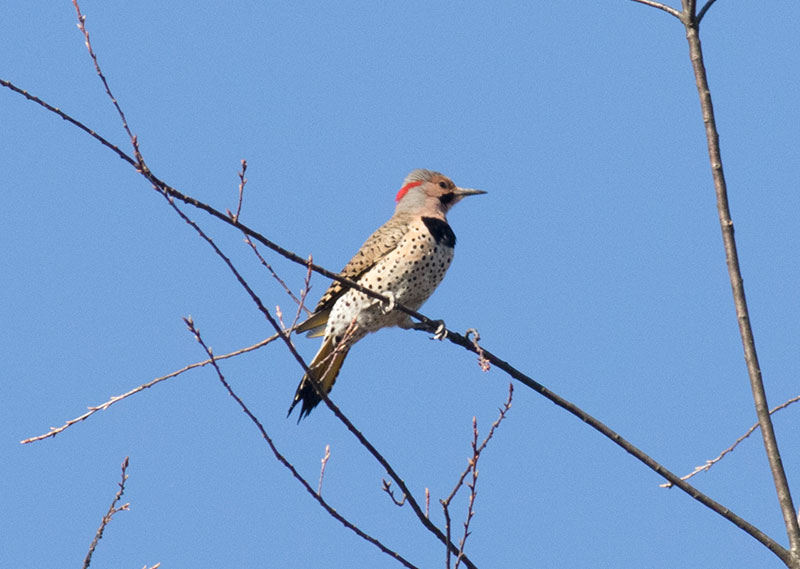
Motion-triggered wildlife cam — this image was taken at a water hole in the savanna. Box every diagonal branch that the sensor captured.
[21,335,286,444]
[669,395,800,485]
[182,318,420,569]
[425,326,793,564]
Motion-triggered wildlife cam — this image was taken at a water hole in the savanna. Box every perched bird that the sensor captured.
[288,169,486,420]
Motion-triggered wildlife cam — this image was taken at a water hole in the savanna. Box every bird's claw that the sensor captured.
[430,320,448,341]
[380,291,396,314]
[410,319,447,339]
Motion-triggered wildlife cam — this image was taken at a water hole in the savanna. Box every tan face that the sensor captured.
[395,170,485,217]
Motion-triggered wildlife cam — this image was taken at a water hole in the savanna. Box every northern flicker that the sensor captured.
[288,169,485,420]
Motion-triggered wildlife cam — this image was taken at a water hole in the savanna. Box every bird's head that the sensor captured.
[394,169,486,218]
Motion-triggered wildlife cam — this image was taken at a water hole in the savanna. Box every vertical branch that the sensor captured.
[682,9,800,555]
[232,159,247,223]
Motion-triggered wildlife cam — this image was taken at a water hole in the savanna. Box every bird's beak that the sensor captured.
[454,187,487,197]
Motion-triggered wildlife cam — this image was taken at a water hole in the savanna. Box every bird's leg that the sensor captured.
[379,291,397,314]
[398,316,415,329]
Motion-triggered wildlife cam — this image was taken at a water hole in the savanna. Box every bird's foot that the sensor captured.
[379,291,397,314]
[431,320,448,340]
[412,319,448,340]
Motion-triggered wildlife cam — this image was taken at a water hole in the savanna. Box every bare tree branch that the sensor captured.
[665,395,800,486]
[382,480,407,507]
[696,0,719,23]
[628,0,683,20]
[441,385,513,569]
[71,0,135,145]
[682,13,800,556]
[229,159,247,223]
[21,335,282,444]
[318,444,331,496]
[83,457,131,569]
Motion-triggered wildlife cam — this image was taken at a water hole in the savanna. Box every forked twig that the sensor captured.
[441,385,513,569]
[83,457,131,569]
[382,479,407,507]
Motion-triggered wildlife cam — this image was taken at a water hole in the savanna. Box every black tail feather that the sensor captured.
[287,378,322,422]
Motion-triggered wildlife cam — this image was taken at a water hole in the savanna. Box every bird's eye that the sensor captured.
[438,181,448,189]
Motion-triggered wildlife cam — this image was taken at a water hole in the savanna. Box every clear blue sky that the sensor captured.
[3,2,799,568]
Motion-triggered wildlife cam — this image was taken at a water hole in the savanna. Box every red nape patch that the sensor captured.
[395,181,422,202]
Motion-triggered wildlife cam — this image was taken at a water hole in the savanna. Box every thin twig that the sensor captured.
[629,0,683,20]
[664,395,800,487]
[441,385,513,568]
[318,444,331,495]
[245,237,313,315]
[182,318,419,569]
[382,480,407,507]
[21,336,282,444]
[458,386,513,568]
[457,423,479,569]
[230,159,247,223]
[425,488,430,519]
[83,457,131,569]
[443,385,514,507]
[465,329,490,372]
[71,0,136,144]
[443,498,453,569]
[0,78,134,166]
[696,0,719,23]
[291,257,314,330]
